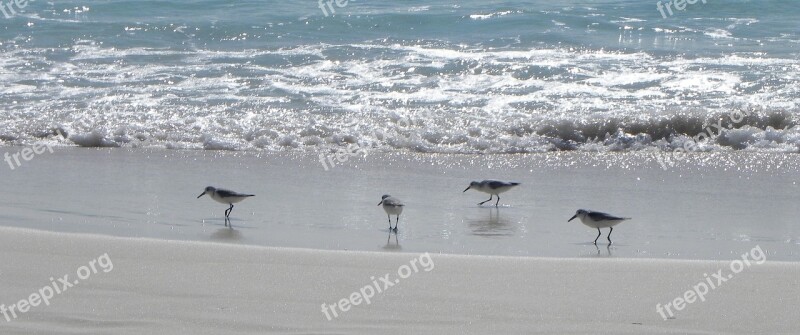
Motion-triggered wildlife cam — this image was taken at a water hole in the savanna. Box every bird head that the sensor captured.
[378,194,390,206]
[197,186,216,199]
[463,181,479,192]
[568,209,589,222]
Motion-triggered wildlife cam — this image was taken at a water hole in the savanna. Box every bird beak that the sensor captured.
[567,214,577,222]
[197,192,205,199]
[463,186,470,192]
[377,201,383,206]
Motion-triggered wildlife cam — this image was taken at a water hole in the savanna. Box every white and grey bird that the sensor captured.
[197,186,255,226]
[463,180,520,207]
[378,194,404,232]
[568,209,630,245]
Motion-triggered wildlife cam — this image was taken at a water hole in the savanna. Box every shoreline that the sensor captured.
[4,224,798,265]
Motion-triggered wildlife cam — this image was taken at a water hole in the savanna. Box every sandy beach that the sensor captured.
[0,226,796,334]
[3,148,798,333]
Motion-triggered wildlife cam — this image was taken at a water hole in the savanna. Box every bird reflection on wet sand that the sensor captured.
[383,232,401,251]
[468,208,515,237]
[589,244,613,257]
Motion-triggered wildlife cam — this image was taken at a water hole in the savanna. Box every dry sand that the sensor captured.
[0,226,797,334]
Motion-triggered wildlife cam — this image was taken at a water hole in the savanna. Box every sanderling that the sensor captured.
[197,186,255,226]
[463,180,520,207]
[378,194,404,232]
[568,209,630,244]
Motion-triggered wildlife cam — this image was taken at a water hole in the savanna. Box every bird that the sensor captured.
[463,180,520,207]
[568,209,630,244]
[197,186,255,226]
[378,194,404,232]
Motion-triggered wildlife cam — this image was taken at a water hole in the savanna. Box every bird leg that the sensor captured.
[387,214,392,230]
[478,195,493,205]
[494,195,500,207]
[393,215,400,232]
[607,227,613,244]
[225,204,234,218]
[594,228,601,244]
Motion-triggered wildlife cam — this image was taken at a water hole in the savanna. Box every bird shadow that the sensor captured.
[210,227,243,241]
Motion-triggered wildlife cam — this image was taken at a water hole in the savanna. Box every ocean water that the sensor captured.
[0,0,797,154]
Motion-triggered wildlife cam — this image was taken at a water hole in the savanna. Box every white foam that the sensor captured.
[70,131,121,148]
[0,42,796,154]
[469,10,516,20]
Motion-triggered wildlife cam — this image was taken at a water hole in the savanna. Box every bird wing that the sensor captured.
[216,189,253,197]
[486,180,519,189]
[383,198,404,207]
[587,212,626,221]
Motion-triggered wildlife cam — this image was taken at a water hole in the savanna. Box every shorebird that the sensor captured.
[463,180,520,207]
[197,186,255,226]
[378,195,404,232]
[568,209,630,244]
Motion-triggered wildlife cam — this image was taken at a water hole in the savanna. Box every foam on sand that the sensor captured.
[0,226,797,334]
